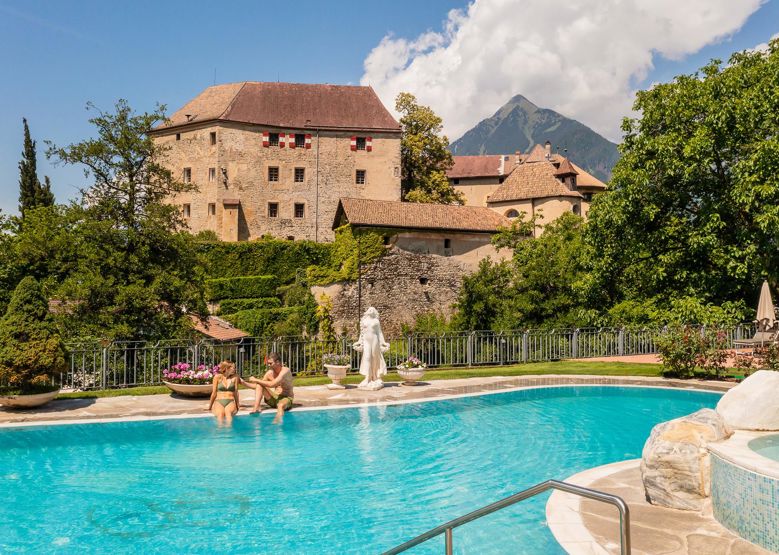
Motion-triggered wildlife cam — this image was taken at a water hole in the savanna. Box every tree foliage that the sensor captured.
[586,40,779,311]
[0,276,65,392]
[18,118,54,217]
[395,92,464,205]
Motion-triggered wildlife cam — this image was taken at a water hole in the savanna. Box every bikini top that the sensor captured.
[217,378,236,392]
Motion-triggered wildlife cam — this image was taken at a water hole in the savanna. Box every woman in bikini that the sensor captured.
[208,360,240,424]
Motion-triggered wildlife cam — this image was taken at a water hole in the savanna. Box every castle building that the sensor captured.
[447,141,607,234]
[150,82,402,242]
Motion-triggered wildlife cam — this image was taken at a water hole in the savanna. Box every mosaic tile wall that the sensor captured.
[711,453,779,552]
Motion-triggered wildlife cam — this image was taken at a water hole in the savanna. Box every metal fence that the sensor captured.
[61,324,757,390]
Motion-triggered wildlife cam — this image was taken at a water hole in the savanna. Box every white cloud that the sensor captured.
[361,0,763,143]
[750,32,779,53]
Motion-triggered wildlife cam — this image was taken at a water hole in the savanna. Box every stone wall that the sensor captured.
[313,247,471,336]
[154,122,401,242]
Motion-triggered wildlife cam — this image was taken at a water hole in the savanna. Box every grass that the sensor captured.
[56,360,662,399]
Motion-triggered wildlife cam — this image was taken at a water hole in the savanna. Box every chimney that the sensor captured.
[515,150,522,166]
[544,141,551,159]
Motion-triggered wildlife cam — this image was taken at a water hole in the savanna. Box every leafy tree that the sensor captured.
[45,100,205,340]
[18,118,54,217]
[586,40,779,313]
[0,276,65,393]
[395,93,464,204]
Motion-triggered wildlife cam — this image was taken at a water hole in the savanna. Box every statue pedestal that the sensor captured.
[358,379,384,391]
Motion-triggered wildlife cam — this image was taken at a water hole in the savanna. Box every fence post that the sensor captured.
[467,332,474,367]
[618,327,625,356]
[101,345,109,390]
[572,328,579,359]
[407,333,413,360]
[522,330,529,362]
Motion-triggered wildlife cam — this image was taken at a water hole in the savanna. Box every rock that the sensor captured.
[716,370,779,431]
[640,408,732,510]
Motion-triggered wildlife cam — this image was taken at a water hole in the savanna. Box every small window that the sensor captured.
[182,168,191,183]
[295,133,305,147]
[356,170,366,185]
[209,132,216,145]
[583,193,593,202]
[268,203,279,218]
[453,179,460,185]
[268,133,280,147]
[294,203,305,218]
[268,167,279,182]
[175,133,181,141]
[572,204,581,215]
[419,276,429,285]
[294,168,305,183]
[444,238,451,249]
[505,209,519,218]
[182,204,191,218]
[208,203,215,216]
[286,235,295,241]
[208,168,216,182]
[356,137,367,151]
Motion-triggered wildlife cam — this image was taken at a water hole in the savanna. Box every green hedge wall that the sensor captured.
[205,275,279,301]
[222,307,301,337]
[216,297,281,315]
[198,238,331,282]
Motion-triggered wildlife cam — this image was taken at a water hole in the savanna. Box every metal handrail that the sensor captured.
[381,479,631,555]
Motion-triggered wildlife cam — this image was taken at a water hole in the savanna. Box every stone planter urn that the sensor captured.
[324,364,350,390]
[397,367,426,386]
[0,389,60,409]
[163,381,213,397]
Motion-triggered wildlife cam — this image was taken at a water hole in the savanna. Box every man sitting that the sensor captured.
[241,352,294,423]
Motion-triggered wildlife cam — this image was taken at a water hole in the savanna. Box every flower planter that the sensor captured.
[324,364,350,390]
[397,367,426,386]
[0,389,60,409]
[163,381,213,397]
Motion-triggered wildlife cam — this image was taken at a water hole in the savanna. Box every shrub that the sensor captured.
[205,275,279,301]
[0,276,66,393]
[656,325,730,378]
[216,297,281,315]
[753,343,779,371]
[306,225,386,285]
[221,307,301,337]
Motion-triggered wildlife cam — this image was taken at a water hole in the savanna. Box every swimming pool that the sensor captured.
[749,433,779,462]
[0,386,718,554]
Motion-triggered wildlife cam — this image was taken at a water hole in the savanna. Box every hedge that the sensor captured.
[306,225,386,285]
[198,238,331,282]
[222,307,301,337]
[216,297,281,315]
[205,275,279,301]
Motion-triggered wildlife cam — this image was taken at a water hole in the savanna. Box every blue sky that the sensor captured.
[0,0,776,215]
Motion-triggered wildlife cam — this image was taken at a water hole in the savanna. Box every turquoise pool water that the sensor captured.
[749,433,779,462]
[0,386,718,554]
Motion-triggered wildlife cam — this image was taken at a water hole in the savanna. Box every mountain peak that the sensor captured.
[450,95,619,181]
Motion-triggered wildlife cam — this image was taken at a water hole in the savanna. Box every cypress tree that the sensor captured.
[18,118,54,217]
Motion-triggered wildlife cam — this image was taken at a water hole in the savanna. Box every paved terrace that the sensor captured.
[0,374,734,425]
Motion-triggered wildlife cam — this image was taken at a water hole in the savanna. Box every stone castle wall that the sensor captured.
[154,122,401,242]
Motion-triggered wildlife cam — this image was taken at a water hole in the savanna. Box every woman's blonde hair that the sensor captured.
[219,360,236,377]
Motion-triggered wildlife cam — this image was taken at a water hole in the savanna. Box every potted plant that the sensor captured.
[0,277,66,409]
[163,363,220,397]
[397,356,427,386]
[323,353,351,389]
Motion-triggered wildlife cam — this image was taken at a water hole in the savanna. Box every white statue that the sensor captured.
[353,307,389,390]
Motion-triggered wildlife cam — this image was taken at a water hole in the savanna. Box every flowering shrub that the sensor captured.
[397,356,427,370]
[322,353,351,366]
[163,363,220,384]
[656,326,729,378]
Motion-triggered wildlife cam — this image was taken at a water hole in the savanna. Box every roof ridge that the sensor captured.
[220,81,249,120]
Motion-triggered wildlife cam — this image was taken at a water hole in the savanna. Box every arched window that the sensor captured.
[572,204,581,216]
[505,209,520,219]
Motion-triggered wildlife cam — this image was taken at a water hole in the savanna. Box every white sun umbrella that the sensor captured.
[756,280,776,331]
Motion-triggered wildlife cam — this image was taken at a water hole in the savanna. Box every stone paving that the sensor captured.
[0,374,734,426]
[576,462,770,555]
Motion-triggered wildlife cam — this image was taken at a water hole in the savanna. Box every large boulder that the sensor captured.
[716,370,779,430]
[641,408,732,510]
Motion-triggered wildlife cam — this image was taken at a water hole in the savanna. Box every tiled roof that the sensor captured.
[447,155,508,178]
[554,157,578,176]
[156,82,400,132]
[334,198,511,233]
[190,315,248,341]
[487,160,583,203]
[523,144,550,163]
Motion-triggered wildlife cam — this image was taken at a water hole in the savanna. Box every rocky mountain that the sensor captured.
[450,94,620,181]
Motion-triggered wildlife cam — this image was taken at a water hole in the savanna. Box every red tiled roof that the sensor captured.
[554,157,579,177]
[334,198,510,233]
[190,315,248,341]
[487,160,583,203]
[155,82,401,133]
[447,155,508,179]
